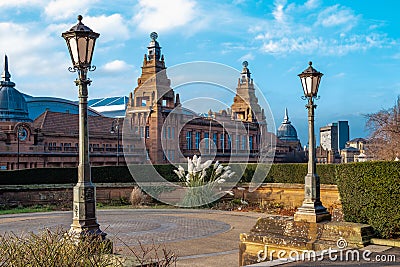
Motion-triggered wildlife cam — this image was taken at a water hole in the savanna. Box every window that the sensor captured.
[140,127,144,138]
[227,135,232,149]
[168,127,171,139]
[163,127,167,139]
[249,136,253,150]
[220,133,225,150]
[213,133,218,149]
[141,99,147,106]
[204,132,209,149]
[195,132,201,149]
[242,135,246,150]
[171,127,175,139]
[186,131,192,149]
[162,99,167,106]
[236,135,240,151]
[168,150,175,161]
[145,126,149,138]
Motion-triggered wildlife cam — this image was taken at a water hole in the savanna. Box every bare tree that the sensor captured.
[365,96,400,160]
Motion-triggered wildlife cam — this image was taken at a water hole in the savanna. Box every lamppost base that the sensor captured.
[294,202,331,223]
[68,226,113,253]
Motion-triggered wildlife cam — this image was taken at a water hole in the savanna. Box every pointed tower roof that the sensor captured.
[0,55,31,122]
[1,54,11,82]
[277,108,298,141]
[283,108,290,123]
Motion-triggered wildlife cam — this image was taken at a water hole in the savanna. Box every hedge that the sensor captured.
[336,161,400,238]
[0,163,336,185]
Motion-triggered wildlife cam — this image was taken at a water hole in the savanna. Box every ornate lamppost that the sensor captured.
[110,118,121,166]
[62,15,105,237]
[294,61,331,223]
[16,125,27,170]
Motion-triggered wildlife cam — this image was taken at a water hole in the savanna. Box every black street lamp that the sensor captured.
[62,15,105,237]
[294,61,331,223]
[110,118,121,166]
[16,125,27,170]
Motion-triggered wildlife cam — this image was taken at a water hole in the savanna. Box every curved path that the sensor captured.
[0,209,262,266]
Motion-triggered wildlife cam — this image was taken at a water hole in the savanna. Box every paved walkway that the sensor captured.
[1,209,399,267]
[0,209,262,266]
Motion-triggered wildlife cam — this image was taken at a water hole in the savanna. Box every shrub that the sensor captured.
[130,187,145,206]
[336,161,400,238]
[0,228,178,266]
[0,229,119,266]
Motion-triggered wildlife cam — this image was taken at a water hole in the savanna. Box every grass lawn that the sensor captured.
[0,205,57,215]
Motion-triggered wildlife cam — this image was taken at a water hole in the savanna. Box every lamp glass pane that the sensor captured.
[305,76,313,96]
[78,37,88,64]
[87,38,95,65]
[301,77,307,96]
[68,38,79,65]
[314,75,321,95]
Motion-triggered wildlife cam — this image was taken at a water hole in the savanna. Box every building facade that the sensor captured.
[0,34,307,169]
[275,108,306,163]
[124,33,271,164]
[317,120,349,163]
[0,56,123,170]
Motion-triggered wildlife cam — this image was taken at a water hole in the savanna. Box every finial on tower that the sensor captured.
[283,108,290,123]
[2,55,11,82]
[242,61,248,68]
[150,32,158,41]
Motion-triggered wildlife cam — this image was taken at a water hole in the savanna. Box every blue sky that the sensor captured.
[0,0,399,145]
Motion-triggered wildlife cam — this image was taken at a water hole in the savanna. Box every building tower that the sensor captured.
[126,32,176,163]
[0,55,31,122]
[231,61,264,123]
[230,61,267,153]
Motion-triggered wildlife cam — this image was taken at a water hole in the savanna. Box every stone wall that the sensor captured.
[0,183,135,208]
[0,183,341,210]
[233,183,340,209]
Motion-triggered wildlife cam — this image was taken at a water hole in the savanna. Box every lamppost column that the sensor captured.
[117,124,120,166]
[305,97,319,202]
[69,70,103,236]
[77,70,91,181]
[17,132,20,170]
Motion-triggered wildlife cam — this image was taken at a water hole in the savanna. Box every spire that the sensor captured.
[175,93,181,107]
[241,61,251,80]
[2,55,11,82]
[147,32,161,61]
[283,108,289,123]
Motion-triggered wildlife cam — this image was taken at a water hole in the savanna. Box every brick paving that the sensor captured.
[0,208,262,266]
[1,209,399,267]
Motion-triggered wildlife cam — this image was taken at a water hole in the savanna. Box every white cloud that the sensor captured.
[133,0,197,33]
[44,0,98,21]
[239,53,255,62]
[102,60,132,72]
[272,0,286,22]
[0,0,46,8]
[244,2,396,57]
[0,22,67,77]
[304,0,320,9]
[84,14,130,43]
[316,5,359,30]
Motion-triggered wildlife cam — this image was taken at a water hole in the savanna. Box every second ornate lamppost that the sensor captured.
[294,61,331,223]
